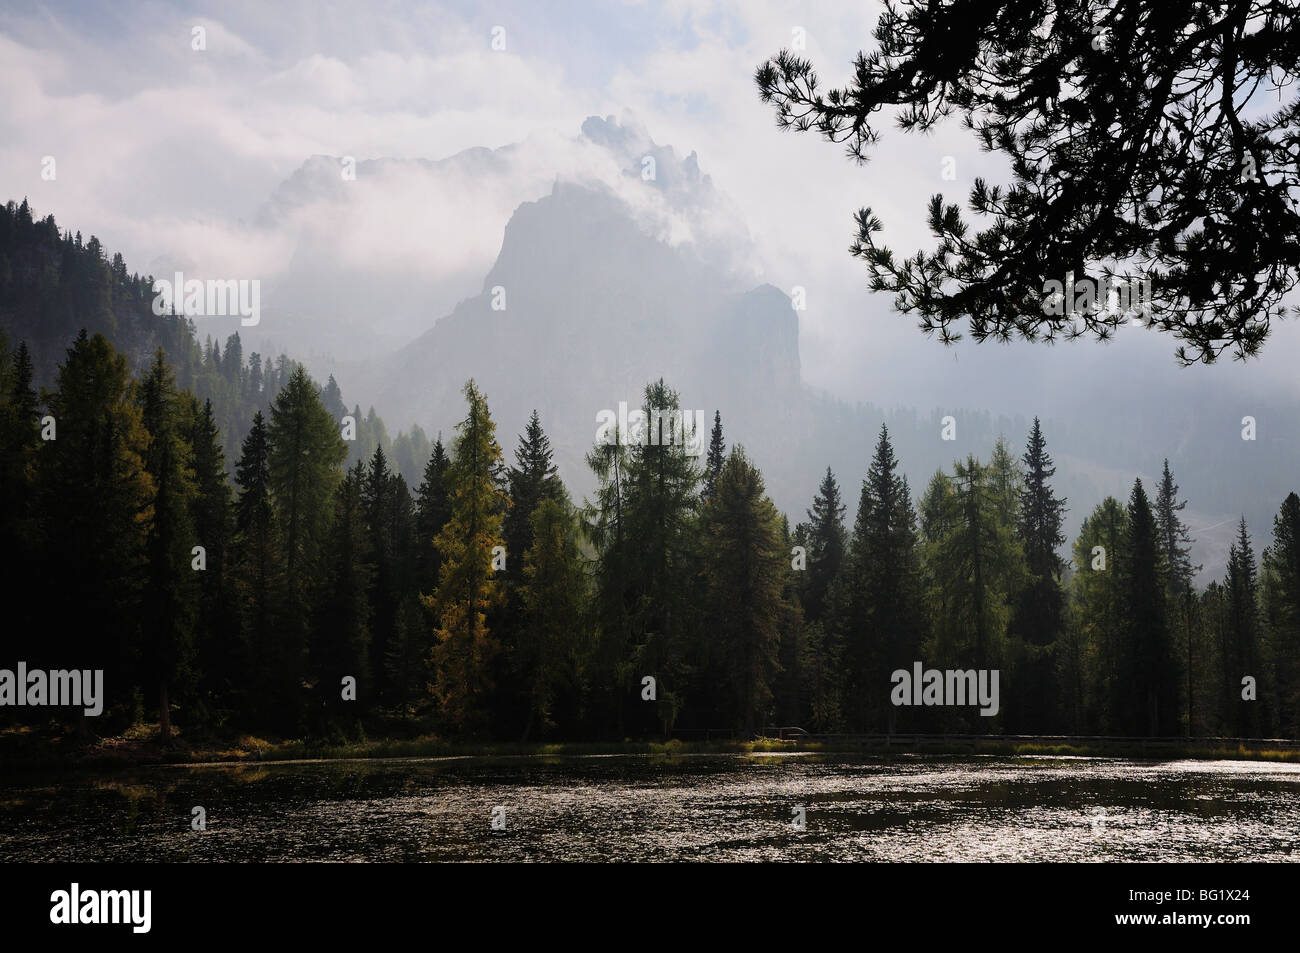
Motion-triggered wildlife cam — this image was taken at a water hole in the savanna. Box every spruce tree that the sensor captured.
[415,436,452,591]
[232,410,280,724]
[138,349,199,739]
[39,331,152,726]
[923,454,1025,697]
[1010,418,1067,731]
[1154,460,1199,595]
[1066,497,1129,733]
[620,379,701,736]
[315,460,372,726]
[1264,494,1300,738]
[362,445,401,702]
[839,426,925,732]
[517,498,587,740]
[187,396,236,721]
[584,411,634,737]
[267,365,348,723]
[1224,517,1261,737]
[1120,479,1176,736]
[803,466,845,626]
[701,410,725,505]
[1154,459,1200,735]
[705,447,786,735]
[0,338,40,652]
[503,410,563,583]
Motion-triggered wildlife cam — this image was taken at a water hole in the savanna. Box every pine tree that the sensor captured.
[0,337,40,651]
[266,365,348,725]
[802,466,845,626]
[138,349,199,739]
[1223,517,1261,737]
[923,455,1026,706]
[503,410,563,583]
[232,410,280,724]
[620,379,701,736]
[584,412,635,737]
[38,331,152,727]
[362,445,401,702]
[1009,418,1067,731]
[1154,460,1198,595]
[1263,493,1300,738]
[314,460,372,726]
[1066,497,1129,732]
[838,426,925,732]
[1154,459,1200,735]
[321,374,346,421]
[988,437,1023,528]
[426,380,508,733]
[517,498,588,740]
[701,410,725,505]
[187,396,236,722]
[705,448,786,735]
[415,436,452,591]
[1120,479,1176,736]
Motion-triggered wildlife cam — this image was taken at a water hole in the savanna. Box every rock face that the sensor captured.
[365,179,805,501]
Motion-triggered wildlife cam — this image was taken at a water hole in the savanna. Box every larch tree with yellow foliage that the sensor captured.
[425,379,508,732]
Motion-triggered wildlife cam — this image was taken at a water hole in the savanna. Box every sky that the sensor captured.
[3,0,1298,416]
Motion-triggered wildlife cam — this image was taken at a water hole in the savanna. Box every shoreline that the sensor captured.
[3,727,1299,772]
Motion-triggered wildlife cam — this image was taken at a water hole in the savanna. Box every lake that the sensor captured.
[2,754,1297,861]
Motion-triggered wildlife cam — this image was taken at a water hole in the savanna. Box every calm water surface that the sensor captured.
[2,754,1297,861]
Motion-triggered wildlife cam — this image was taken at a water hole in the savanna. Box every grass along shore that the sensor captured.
[3,722,1299,770]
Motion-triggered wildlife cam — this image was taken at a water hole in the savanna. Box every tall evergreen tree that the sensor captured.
[1223,517,1261,737]
[838,425,925,732]
[517,498,588,740]
[186,396,236,722]
[503,410,563,582]
[923,454,1025,702]
[1120,479,1177,736]
[1258,494,1300,738]
[1010,418,1067,731]
[138,349,199,739]
[1154,459,1200,734]
[1065,498,1130,733]
[619,379,701,736]
[39,331,152,727]
[266,365,348,725]
[1263,494,1300,738]
[0,337,40,653]
[802,466,846,626]
[362,444,404,703]
[705,447,786,735]
[701,410,725,505]
[584,411,635,737]
[314,460,372,726]
[414,436,452,591]
[426,380,508,733]
[231,410,280,724]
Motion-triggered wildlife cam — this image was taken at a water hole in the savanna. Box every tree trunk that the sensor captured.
[159,682,171,741]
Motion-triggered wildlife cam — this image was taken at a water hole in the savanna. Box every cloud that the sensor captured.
[1,0,1297,406]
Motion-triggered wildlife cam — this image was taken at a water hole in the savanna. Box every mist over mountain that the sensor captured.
[234,121,1271,585]
[8,109,1291,585]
